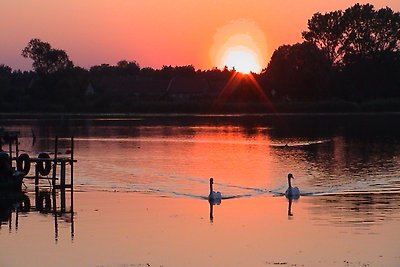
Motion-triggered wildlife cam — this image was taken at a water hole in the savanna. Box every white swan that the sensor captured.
[208,178,222,203]
[285,173,300,198]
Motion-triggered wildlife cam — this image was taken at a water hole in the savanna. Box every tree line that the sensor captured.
[264,3,400,102]
[1,3,399,113]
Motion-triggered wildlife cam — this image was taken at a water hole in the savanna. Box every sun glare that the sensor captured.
[210,20,267,75]
[222,46,261,74]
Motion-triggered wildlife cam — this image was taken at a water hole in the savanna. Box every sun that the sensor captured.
[210,20,267,75]
[221,46,261,74]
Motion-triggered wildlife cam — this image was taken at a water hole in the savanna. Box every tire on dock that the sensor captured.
[17,153,31,175]
[37,153,52,176]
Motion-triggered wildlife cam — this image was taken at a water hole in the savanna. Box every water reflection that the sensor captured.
[287,198,293,217]
[286,196,300,217]
[0,192,74,241]
[0,193,30,230]
[208,198,221,223]
[1,113,400,229]
[306,193,400,229]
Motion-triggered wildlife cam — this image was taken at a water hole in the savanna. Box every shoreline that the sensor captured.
[1,110,400,118]
[2,98,400,115]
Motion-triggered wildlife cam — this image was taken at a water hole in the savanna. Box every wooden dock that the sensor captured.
[2,131,76,214]
[1,130,76,240]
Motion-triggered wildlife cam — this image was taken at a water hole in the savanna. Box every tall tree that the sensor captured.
[0,64,12,75]
[22,38,73,74]
[116,60,140,75]
[263,42,332,100]
[303,4,400,65]
[302,10,343,65]
[0,64,12,96]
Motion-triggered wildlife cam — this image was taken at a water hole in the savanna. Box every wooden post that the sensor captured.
[52,137,58,214]
[70,136,74,213]
[35,165,39,207]
[54,211,59,243]
[8,211,12,230]
[15,134,19,159]
[8,140,12,167]
[60,161,66,212]
[15,208,19,230]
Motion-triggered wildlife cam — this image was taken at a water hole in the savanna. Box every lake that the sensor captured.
[1,113,400,266]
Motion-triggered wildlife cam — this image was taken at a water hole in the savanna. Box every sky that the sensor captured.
[1,0,399,72]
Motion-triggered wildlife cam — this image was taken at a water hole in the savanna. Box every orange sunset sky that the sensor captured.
[1,0,399,72]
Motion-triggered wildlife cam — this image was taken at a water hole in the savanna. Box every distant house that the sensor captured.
[85,82,95,96]
[84,75,226,101]
[28,77,36,89]
[163,77,210,100]
[132,78,170,99]
[88,75,168,100]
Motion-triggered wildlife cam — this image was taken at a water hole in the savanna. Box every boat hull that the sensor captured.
[0,171,24,193]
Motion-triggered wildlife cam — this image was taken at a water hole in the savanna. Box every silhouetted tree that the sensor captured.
[159,65,196,78]
[175,65,196,77]
[0,65,13,103]
[335,51,400,100]
[0,64,12,75]
[140,67,156,77]
[90,60,140,76]
[116,60,140,75]
[303,4,400,65]
[263,42,332,100]
[0,65,34,110]
[341,4,400,65]
[89,64,114,76]
[302,10,343,65]
[22,38,73,74]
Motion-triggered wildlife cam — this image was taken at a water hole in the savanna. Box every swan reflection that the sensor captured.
[208,198,221,223]
[207,177,222,223]
[283,173,300,217]
[286,195,301,217]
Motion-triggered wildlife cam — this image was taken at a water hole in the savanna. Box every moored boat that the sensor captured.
[0,171,25,192]
[0,151,25,193]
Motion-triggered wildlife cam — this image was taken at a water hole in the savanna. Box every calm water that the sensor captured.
[3,113,400,197]
[1,113,400,266]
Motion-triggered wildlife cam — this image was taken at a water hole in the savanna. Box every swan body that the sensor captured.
[209,191,222,200]
[208,178,222,202]
[285,173,300,198]
[285,186,300,198]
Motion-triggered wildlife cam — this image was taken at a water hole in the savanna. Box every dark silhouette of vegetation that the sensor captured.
[1,3,400,113]
[22,38,73,74]
[90,60,140,76]
[263,3,400,103]
[303,3,400,65]
[262,42,332,100]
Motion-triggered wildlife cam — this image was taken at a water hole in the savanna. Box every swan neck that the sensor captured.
[210,181,213,194]
[288,177,292,188]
